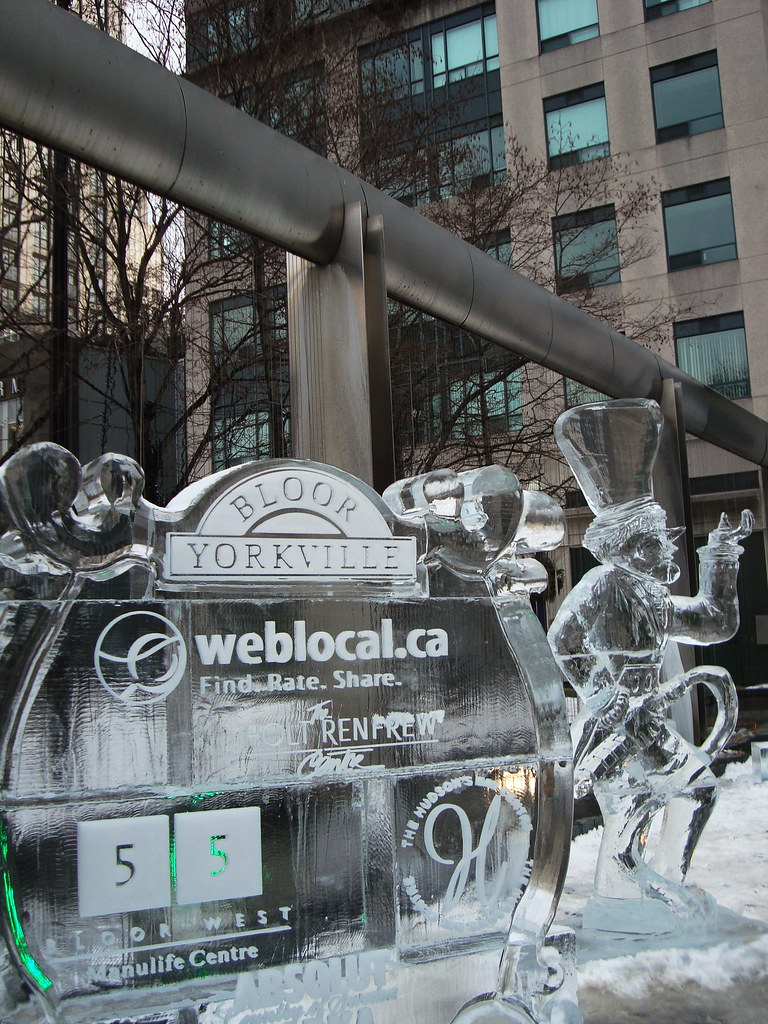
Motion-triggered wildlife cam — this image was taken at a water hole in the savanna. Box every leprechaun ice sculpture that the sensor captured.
[548,399,752,934]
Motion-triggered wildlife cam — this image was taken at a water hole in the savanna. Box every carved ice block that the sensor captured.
[0,448,579,1024]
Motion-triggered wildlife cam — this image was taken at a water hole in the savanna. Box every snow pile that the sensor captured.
[579,933,768,1000]
[685,760,768,921]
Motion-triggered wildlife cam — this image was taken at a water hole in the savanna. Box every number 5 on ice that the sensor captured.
[77,807,262,917]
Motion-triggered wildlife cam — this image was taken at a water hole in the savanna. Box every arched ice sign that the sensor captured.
[0,445,579,1024]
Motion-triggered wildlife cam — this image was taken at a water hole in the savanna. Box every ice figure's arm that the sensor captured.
[670,511,754,645]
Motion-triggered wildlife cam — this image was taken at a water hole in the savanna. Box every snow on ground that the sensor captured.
[685,761,768,921]
[558,760,768,1022]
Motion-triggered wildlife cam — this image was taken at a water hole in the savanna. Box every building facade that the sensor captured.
[503,0,768,697]
[184,0,768,701]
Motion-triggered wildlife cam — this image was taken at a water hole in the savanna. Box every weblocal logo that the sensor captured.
[193,619,449,666]
[94,611,187,705]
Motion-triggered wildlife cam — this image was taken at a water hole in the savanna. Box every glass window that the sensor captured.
[662,178,737,271]
[645,0,710,22]
[545,84,608,168]
[211,296,255,357]
[484,15,499,70]
[430,13,498,88]
[675,312,750,400]
[185,10,210,69]
[359,4,504,204]
[213,410,270,469]
[369,150,430,208]
[295,0,370,23]
[0,392,20,456]
[294,0,318,20]
[361,40,424,100]
[186,2,254,69]
[651,51,723,143]
[552,205,620,292]
[1,139,20,311]
[0,265,18,312]
[227,4,248,54]
[438,121,506,197]
[66,234,78,324]
[210,291,290,469]
[537,0,599,53]
[485,372,522,431]
[209,220,250,260]
[446,370,522,438]
[28,216,49,320]
[83,197,107,308]
[564,379,607,407]
[265,65,327,154]
[483,229,512,264]
[391,311,522,450]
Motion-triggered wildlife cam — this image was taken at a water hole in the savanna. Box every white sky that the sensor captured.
[123,0,185,73]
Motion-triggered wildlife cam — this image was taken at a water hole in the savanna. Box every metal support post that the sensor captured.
[286,203,394,489]
[653,377,699,743]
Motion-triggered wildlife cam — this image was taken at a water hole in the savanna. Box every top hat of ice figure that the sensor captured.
[554,398,663,523]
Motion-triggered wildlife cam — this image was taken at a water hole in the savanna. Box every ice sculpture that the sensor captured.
[0,446,580,1024]
[548,399,751,934]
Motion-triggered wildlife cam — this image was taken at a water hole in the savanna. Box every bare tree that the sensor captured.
[0,0,287,501]
[380,136,698,481]
[0,134,263,500]
[179,0,679,489]
[348,12,690,485]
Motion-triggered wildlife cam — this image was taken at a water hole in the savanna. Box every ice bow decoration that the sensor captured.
[0,443,148,580]
[383,465,564,596]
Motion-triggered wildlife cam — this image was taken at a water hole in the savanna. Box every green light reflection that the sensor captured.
[0,822,52,992]
[169,822,177,894]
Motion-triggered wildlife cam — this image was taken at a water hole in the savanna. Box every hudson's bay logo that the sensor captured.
[94,611,187,705]
[399,775,533,933]
[164,465,417,584]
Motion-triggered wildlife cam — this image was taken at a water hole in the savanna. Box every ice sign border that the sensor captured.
[0,444,577,1024]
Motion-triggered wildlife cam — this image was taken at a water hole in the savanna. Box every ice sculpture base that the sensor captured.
[459,927,581,1024]
[196,928,583,1024]
[576,900,768,955]
[582,893,706,935]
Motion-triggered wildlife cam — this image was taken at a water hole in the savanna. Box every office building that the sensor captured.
[184,0,768,695]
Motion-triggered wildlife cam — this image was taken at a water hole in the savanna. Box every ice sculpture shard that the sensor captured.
[0,447,580,1024]
[548,399,751,935]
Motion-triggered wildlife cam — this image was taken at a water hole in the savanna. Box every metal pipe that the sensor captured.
[2,0,766,466]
